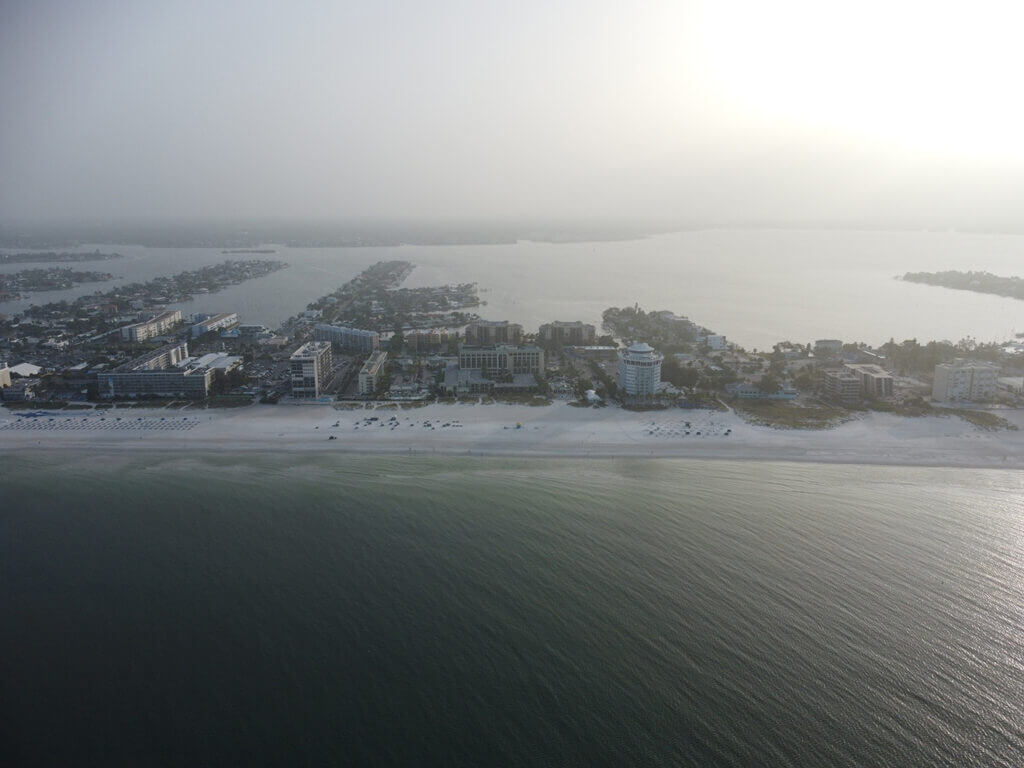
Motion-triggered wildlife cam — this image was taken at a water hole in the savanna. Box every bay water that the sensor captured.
[3,229,1024,349]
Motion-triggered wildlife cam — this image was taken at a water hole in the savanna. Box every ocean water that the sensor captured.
[2,228,1024,349]
[2,454,1023,766]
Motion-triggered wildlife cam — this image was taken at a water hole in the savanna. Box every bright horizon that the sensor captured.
[3,0,1024,228]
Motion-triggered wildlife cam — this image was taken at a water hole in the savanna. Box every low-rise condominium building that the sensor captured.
[844,363,894,398]
[120,310,183,342]
[313,323,380,352]
[98,342,221,399]
[823,368,861,405]
[190,312,239,338]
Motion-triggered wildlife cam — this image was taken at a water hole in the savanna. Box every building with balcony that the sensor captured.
[618,342,663,397]
[97,342,219,399]
[358,350,389,395]
[120,310,183,342]
[823,368,861,405]
[539,321,596,345]
[464,320,522,346]
[313,324,380,353]
[442,344,545,396]
[932,360,1000,402]
[844,363,894,398]
[290,341,333,398]
[190,312,238,338]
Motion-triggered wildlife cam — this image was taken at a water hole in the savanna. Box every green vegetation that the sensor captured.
[4,400,62,410]
[400,399,433,409]
[621,402,672,411]
[868,398,1015,429]
[302,260,479,333]
[587,360,618,398]
[945,408,1017,431]
[602,305,698,350]
[494,395,552,406]
[205,395,254,408]
[866,398,932,417]
[0,250,123,264]
[1,267,115,295]
[660,357,699,388]
[14,259,287,325]
[873,337,1003,376]
[903,270,1024,300]
[733,399,851,430]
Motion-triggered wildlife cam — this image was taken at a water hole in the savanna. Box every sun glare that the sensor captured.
[699,0,1024,159]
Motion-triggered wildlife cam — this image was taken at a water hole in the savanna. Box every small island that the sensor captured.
[901,270,1024,300]
[291,260,481,333]
[99,259,289,304]
[0,249,123,264]
[0,267,116,300]
[9,259,287,327]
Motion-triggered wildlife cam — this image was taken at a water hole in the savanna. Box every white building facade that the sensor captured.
[358,350,389,395]
[190,312,239,338]
[932,360,999,402]
[313,324,380,352]
[290,341,333,398]
[120,310,183,342]
[618,342,664,397]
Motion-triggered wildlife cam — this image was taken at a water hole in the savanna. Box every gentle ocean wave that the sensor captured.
[2,455,1023,765]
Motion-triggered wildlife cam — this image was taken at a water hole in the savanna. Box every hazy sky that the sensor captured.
[3,0,1023,225]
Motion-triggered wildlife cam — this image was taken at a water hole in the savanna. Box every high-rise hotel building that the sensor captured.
[617,342,663,397]
[290,341,333,398]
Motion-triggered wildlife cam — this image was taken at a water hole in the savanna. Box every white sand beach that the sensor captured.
[2,401,1023,469]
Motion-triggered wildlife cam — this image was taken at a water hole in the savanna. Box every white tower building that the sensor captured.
[618,342,664,397]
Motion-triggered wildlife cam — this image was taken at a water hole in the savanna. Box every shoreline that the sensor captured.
[3,401,1023,471]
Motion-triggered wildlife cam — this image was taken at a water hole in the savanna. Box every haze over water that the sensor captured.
[3,228,1022,349]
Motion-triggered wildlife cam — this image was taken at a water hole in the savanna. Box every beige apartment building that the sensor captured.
[464,320,523,346]
[358,350,388,395]
[932,360,999,402]
[120,310,183,342]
